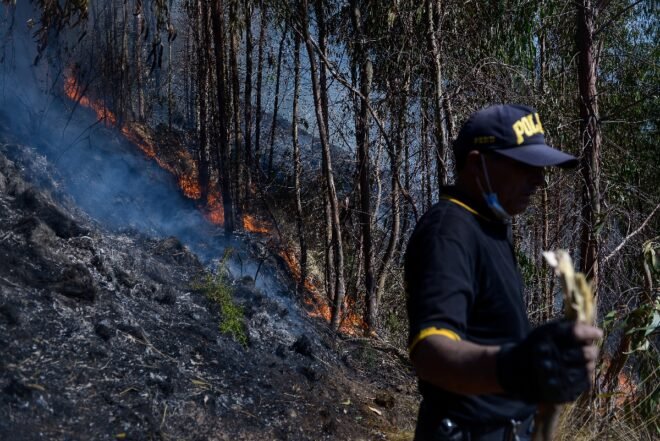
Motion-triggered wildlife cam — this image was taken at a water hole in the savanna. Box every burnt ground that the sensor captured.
[0,140,419,439]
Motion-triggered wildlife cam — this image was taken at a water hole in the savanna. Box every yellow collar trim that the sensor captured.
[441,196,490,221]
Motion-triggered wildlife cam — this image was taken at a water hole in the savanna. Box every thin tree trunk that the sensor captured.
[254,0,266,167]
[425,0,448,192]
[243,0,254,199]
[292,30,307,295]
[542,185,551,320]
[313,0,337,315]
[537,4,551,321]
[197,0,210,205]
[120,0,129,125]
[106,2,117,122]
[373,132,384,234]
[324,190,334,304]
[303,0,346,331]
[315,0,330,135]
[211,0,235,236]
[577,0,601,294]
[167,36,172,130]
[268,25,287,177]
[350,0,376,332]
[421,89,433,210]
[229,0,244,219]
[442,93,454,168]
[184,14,194,128]
[134,2,145,122]
[376,88,406,311]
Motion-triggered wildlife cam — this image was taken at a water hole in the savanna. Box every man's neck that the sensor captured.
[451,178,492,219]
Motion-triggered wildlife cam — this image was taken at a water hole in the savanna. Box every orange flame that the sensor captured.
[64,72,204,202]
[614,371,637,406]
[279,249,366,336]
[206,190,225,225]
[178,174,202,200]
[64,76,117,126]
[243,215,270,234]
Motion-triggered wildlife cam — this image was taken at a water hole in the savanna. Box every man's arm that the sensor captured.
[411,323,602,399]
[411,335,503,395]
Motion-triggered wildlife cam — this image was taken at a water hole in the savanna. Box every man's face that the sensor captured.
[480,153,545,215]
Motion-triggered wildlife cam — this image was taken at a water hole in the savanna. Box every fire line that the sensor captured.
[64,72,365,336]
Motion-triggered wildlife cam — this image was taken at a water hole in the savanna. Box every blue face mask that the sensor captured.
[479,155,511,222]
[483,191,511,221]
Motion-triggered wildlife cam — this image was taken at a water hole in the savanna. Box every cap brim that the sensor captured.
[494,144,578,168]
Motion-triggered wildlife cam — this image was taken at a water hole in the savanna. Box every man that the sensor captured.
[405,104,602,441]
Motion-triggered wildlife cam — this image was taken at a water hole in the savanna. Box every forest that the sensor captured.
[0,0,658,439]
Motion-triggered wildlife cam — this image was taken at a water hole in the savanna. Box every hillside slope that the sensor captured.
[0,132,418,440]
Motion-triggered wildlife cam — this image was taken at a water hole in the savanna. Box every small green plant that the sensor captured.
[194,251,248,347]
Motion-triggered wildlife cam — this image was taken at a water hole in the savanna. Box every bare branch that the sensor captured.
[603,202,660,265]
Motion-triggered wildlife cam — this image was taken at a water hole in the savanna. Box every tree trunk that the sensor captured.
[268,25,287,177]
[425,0,448,190]
[313,0,335,312]
[376,85,406,314]
[350,0,376,332]
[577,0,601,294]
[537,5,551,321]
[421,89,433,210]
[243,0,254,199]
[541,184,552,320]
[134,2,145,122]
[254,0,267,167]
[167,35,173,130]
[291,29,307,295]
[324,190,334,305]
[197,0,210,205]
[229,0,244,219]
[211,0,235,236]
[303,0,346,331]
[184,15,194,128]
[120,0,129,125]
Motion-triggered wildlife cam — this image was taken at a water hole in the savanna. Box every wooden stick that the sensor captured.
[533,250,596,441]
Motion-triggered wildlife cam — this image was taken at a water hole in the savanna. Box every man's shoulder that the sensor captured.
[413,198,482,239]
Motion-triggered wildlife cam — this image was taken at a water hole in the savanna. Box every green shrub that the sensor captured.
[194,260,248,347]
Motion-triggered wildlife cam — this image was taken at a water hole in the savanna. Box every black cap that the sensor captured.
[453,104,578,168]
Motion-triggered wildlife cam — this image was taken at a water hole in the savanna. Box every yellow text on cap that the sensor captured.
[512,113,544,144]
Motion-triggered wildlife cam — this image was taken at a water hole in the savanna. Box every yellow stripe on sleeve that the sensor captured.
[408,327,461,356]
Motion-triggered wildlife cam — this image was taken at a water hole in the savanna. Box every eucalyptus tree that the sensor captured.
[210,0,236,236]
[300,0,347,330]
[577,0,602,294]
[349,0,376,330]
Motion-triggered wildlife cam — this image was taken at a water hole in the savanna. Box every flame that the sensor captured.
[614,371,637,406]
[64,76,117,126]
[178,174,202,200]
[206,190,225,225]
[64,72,204,202]
[243,215,270,234]
[64,70,365,335]
[279,248,366,336]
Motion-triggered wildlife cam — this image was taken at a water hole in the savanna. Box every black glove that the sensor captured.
[496,319,591,403]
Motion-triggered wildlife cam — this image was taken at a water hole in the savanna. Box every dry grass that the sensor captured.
[555,397,659,441]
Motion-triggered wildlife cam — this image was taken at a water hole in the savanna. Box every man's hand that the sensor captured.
[574,322,601,377]
[496,320,602,403]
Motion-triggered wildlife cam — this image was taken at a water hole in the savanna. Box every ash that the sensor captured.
[0,139,417,439]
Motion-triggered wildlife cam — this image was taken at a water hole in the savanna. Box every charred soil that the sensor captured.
[0,137,418,440]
